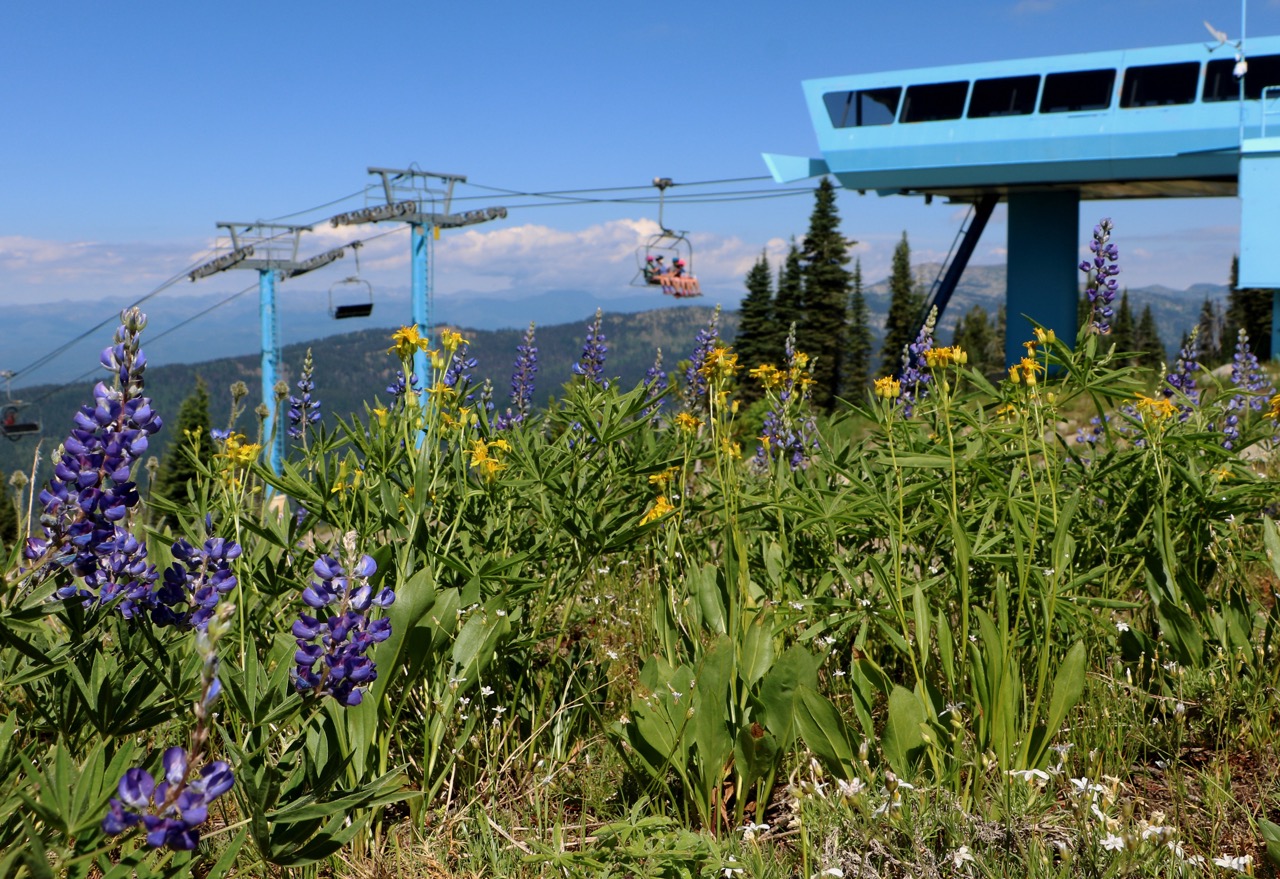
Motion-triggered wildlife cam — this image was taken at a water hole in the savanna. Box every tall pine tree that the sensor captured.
[152,378,213,524]
[1133,303,1164,369]
[773,240,805,361]
[952,305,1002,377]
[879,231,923,377]
[1196,297,1223,366]
[845,257,873,397]
[735,252,775,405]
[1111,290,1136,360]
[1225,254,1272,360]
[799,178,853,412]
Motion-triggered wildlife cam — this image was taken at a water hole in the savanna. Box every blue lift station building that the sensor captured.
[766,36,1280,364]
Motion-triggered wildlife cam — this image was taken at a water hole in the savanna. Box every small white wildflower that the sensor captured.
[815,868,843,878]
[1050,742,1074,757]
[606,649,619,660]
[951,845,975,867]
[493,705,506,715]
[837,778,865,798]
[1115,620,1130,633]
[496,609,507,616]
[1100,832,1125,851]
[790,601,804,610]
[741,821,769,841]
[859,598,872,607]
[480,685,494,697]
[1213,854,1252,873]
[1043,568,1055,577]
[833,668,846,677]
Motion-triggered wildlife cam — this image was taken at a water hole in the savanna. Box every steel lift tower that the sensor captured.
[189,223,346,473]
[331,167,507,386]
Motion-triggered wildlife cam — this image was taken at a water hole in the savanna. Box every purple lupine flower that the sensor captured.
[495,323,538,430]
[292,553,394,707]
[443,343,478,392]
[386,370,418,399]
[571,309,609,388]
[754,325,820,470]
[287,349,321,440]
[897,307,937,418]
[152,527,242,632]
[1162,330,1201,422]
[25,308,163,615]
[103,615,233,850]
[682,306,721,412]
[1080,219,1121,335]
[1221,329,1274,449]
[643,348,668,425]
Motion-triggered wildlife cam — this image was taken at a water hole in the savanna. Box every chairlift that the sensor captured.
[631,177,702,298]
[329,242,374,319]
[0,371,39,441]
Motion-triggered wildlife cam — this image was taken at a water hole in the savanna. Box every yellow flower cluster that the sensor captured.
[648,466,681,490]
[641,495,674,525]
[1268,393,1280,421]
[674,412,703,434]
[924,346,968,368]
[749,363,784,390]
[388,325,431,360]
[441,329,469,351]
[330,455,365,494]
[1135,393,1176,421]
[1008,357,1042,386]
[216,433,261,468]
[698,345,740,381]
[1034,327,1056,345]
[465,438,511,482]
[873,376,901,399]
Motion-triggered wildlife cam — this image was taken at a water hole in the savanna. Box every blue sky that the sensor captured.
[4,0,1280,367]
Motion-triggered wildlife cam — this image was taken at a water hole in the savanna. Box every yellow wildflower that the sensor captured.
[330,456,364,494]
[641,495,675,525]
[874,376,901,399]
[429,349,447,371]
[1211,465,1232,480]
[217,433,261,468]
[427,382,459,401]
[995,403,1020,422]
[750,363,783,390]
[441,329,468,351]
[1008,364,1021,385]
[388,325,430,360]
[649,466,681,489]
[674,412,702,434]
[699,345,740,380]
[1034,327,1056,345]
[464,438,507,483]
[1008,357,1043,386]
[791,351,810,370]
[1268,393,1280,421]
[924,346,968,368]
[1135,393,1176,421]
[371,406,389,427]
[720,437,742,459]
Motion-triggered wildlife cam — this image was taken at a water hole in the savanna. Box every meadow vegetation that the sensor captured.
[5,223,1280,878]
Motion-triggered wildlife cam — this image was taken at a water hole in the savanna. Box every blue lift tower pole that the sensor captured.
[189,223,347,474]
[331,167,506,391]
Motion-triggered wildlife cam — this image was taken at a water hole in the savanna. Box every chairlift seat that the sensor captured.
[329,276,374,320]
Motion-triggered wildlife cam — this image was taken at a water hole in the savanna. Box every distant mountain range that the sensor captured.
[4,264,1226,389]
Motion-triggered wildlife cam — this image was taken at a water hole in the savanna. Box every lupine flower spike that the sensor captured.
[643,348,668,425]
[287,348,321,441]
[496,322,538,429]
[292,548,395,706]
[897,306,937,417]
[572,309,609,387]
[1080,219,1120,335]
[24,308,163,616]
[683,306,721,412]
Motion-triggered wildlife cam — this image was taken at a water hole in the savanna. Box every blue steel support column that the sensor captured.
[1273,291,1280,362]
[259,268,285,475]
[1005,190,1080,366]
[411,222,430,387]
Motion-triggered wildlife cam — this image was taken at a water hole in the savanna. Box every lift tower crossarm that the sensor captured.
[342,166,508,389]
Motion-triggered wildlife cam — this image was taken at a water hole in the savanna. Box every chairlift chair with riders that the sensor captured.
[329,241,374,319]
[632,177,702,298]
[0,370,40,441]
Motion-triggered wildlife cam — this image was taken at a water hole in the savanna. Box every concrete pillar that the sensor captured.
[1005,190,1080,366]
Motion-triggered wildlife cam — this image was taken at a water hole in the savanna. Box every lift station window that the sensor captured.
[967,75,1040,118]
[899,81,969,122]
[1121,62,1200,107]
[1205,54,1280,101]
[823,87,902,128]
[1040,69,1116,112]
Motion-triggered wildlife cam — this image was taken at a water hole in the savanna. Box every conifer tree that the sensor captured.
[0,488,18,553]
[1111,291,1136,360]
[952,305,1002,376]
[1225,254,1273,360]
[799,178,853,412]
[845,257,873,397]
[773,241,805,361]
[879,231,923,377]
[152,378,213,522]
[735,252,775,405]
[1133,303,1164,369]
[1196,297,1223,366]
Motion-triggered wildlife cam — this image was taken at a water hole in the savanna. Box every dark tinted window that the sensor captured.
[900,81,969,122]
[968,75,1040,117]
[1205,54,1280,100]
[823,87,902,127]
[1121,62,1200,107]
[1040,69,1116,112]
